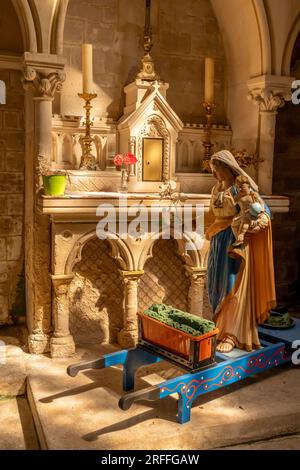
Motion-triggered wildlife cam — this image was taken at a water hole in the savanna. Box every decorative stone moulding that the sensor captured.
[22,53,66,98]
[65,170,120,193]
[49,119,233,194]
[247,75,294,113]
[247,74,294,194]
[184,123,231,130]
[50,76,233,193]
[37,191,289,356]
[177,125,232,174]
[51,115,117,172]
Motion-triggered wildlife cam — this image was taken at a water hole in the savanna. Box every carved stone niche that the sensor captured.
[117,80,183,192]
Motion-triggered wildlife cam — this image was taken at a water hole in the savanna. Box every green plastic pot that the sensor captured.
[43,175,66,196]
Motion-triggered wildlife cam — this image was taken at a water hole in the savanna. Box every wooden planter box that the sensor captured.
[137,312,219,371]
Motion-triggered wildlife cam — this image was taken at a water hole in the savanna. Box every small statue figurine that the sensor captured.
[231,175,268,247]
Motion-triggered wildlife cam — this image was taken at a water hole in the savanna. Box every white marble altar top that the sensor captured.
[38,191,290,218]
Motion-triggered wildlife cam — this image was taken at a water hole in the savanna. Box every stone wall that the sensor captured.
[138,239,190,312]
[0,69,25,324]
[68,237,192,345]
[0,0,24,55]
[69,238,124,345]
[61,0,226,124]
[272,100,300,303]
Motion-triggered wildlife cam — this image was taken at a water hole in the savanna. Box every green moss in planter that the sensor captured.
[143,304,215,336]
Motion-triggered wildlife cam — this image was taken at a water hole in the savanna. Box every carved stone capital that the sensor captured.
[247,75,293,114]
[23,66,66,99]
[247,88,287,113]
[120,270,145,284]
[51,274,74,296]
[185,266,206,283]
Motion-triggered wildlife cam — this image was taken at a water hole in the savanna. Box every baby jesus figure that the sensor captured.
[231,175,268,247]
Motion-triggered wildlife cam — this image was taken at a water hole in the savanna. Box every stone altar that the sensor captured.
[31,77,289,358]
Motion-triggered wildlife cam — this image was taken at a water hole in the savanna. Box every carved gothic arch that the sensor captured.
[65,229,134,275]
[177,139,192,170]
[10,0,70,55]
[138,230,210,273]
[51,0,69,55]
[252,0,272,75]
[282,13,300,75]
[11,0,38,52]
[211,0,271,77]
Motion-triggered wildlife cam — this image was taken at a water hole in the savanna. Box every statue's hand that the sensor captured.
[248,213,269,233]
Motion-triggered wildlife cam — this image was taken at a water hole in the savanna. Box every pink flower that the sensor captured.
[123,152,137,165]
[114,154,124,166]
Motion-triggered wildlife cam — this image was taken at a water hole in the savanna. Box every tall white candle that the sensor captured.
[204,57,215,103]
[82,43,93,94]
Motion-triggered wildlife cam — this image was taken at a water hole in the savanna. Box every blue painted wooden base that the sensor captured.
[67,319,299,424]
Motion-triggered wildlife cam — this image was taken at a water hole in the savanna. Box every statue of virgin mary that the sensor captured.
[206,150,276,353]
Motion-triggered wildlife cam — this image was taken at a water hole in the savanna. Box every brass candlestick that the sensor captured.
[201,102,216,173]
[78,92,99,170]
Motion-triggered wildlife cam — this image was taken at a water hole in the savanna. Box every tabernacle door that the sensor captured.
[142,137,164,181]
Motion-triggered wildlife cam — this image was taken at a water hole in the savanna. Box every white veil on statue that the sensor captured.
[210,150,259,193]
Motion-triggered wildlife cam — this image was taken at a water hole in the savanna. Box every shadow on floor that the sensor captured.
[37,357,293,442]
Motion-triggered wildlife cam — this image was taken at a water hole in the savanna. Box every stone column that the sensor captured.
[247,76,292,194]
[249,90,285,194]
[117,270,144,348]
[186,267,206,317]
[23,66,65,178]
[22,65,66,354]
[50,275,75,358]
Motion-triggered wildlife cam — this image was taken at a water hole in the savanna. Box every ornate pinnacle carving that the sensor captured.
[23,66,66,98]
[247,88,290,113]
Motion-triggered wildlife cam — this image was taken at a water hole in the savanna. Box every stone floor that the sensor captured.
[0,397,39,450]
[1,322,300,450]
[221,435,300,450]
[26,343,300,450]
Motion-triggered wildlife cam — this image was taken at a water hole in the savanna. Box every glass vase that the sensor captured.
[120,167,129,193]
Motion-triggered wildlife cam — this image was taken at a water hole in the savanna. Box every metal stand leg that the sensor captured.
[119,386,160,411]
[67,349,129,377]
[123,347,162,391]
[178,393,191,424]
[67,358,105,377]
